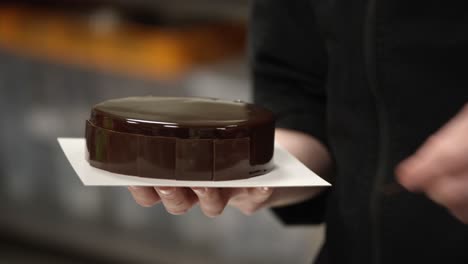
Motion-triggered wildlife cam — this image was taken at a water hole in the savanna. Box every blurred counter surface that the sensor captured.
[0,2,324,263]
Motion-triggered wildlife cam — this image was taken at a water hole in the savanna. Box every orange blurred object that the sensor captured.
[0,5,246,80]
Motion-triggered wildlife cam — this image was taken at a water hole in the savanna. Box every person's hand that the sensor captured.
[128,186,326,217]
[127,186,276,217]
[397,104,468,224]
[127,128,332,217]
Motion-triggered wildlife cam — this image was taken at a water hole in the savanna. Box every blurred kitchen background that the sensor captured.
[0,1,324,263]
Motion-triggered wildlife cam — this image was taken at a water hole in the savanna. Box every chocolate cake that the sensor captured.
[85,96,275,181]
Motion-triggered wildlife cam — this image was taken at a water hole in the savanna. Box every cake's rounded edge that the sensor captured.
[89,96,275,139]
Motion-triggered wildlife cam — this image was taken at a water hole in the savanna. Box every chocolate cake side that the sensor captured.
[85,96,275,181]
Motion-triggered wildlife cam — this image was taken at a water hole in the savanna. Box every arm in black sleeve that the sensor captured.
[249,0,330,225]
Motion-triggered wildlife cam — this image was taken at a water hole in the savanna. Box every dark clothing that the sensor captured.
[250,1,468,264]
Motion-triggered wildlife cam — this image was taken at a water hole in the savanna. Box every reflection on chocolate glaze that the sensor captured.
[86,96,275,181]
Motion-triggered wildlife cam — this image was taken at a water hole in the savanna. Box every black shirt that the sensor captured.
[250,1,468,263]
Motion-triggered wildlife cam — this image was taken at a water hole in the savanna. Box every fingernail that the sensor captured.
[192,187,207,196]
[157,187,174,195]
[258,187,270,193]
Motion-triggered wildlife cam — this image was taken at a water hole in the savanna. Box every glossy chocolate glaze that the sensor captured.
[85,96,275,181]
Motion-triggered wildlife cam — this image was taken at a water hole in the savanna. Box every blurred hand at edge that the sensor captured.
[397,103,468,224]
